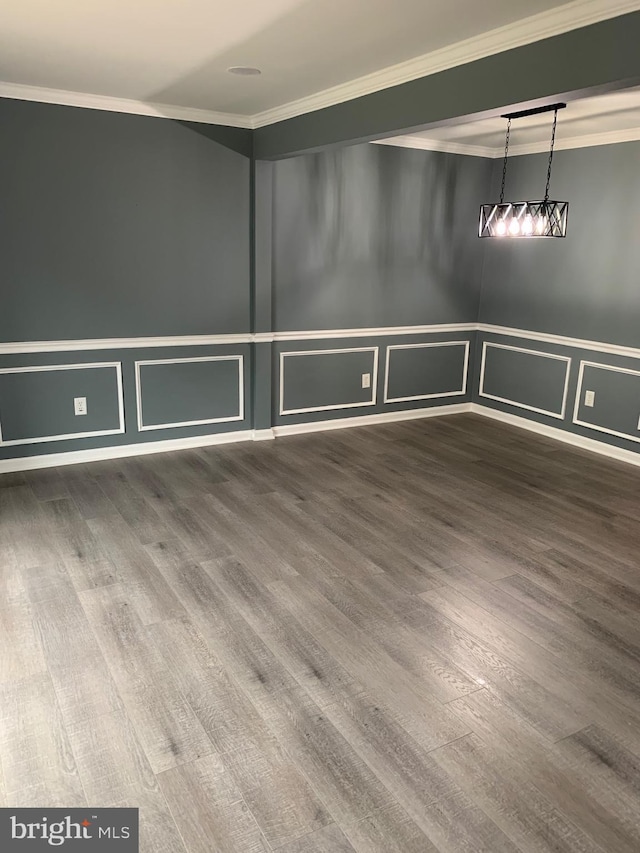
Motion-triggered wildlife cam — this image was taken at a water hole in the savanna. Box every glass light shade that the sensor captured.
[479,200,568,238]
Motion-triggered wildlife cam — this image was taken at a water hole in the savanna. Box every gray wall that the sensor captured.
[272,143,492,330]
[0,98,251,341]
[479,141,640,347]
[0,97,254,462]
[3,94,639,464]
[474,140,640,457]
[268,143,485,429]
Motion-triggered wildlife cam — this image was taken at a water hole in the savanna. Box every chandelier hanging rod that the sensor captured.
[501,102,566,120]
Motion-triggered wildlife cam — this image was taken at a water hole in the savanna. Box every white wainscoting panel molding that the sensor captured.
[479,341,572,420]
[572,360,640,444]
[0,362,125,446]
[279,346,379,416]
[134,355,244,432]
[383,340,469,404]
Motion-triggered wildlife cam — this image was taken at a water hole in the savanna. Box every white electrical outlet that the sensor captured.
[74,396,87,416]
[362,373,371,389]
[584,390,595,408]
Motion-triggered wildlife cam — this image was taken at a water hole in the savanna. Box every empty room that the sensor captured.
[2,2,640,852]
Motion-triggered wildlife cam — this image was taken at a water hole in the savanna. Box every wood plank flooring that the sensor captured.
[2,412,640,851]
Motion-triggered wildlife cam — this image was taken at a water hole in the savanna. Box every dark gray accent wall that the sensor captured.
[272,143,492,330]
[479,141,640,347]
[0,98,251,341]
[253,13,640,158]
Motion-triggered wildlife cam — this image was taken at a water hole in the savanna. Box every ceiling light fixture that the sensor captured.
[479,103,568,239]
[227,66,262,76]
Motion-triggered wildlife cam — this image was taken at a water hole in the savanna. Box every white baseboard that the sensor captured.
[252,429,276,441]
[3,400,639,474]
[0,405,470,472]
[273,403,472,437]
[472,403,640,468]
[0,430,254,474]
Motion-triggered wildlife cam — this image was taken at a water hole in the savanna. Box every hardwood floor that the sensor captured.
[2,412,640,852]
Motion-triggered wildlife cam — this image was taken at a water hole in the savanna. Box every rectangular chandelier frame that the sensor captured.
[479,200,568,238]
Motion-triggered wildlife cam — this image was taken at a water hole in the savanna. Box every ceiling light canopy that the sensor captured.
[479,103,568,239]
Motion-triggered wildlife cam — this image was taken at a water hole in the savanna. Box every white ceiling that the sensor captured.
[0,0,638,127]
[376,87,640,156]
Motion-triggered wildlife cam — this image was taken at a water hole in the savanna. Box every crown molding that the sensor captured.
[0,80,253,128]
[372,136,496,158]
[249,0,640,128]
[376,124,640,157]
[504,125,640,156]
[0,1,638,131]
